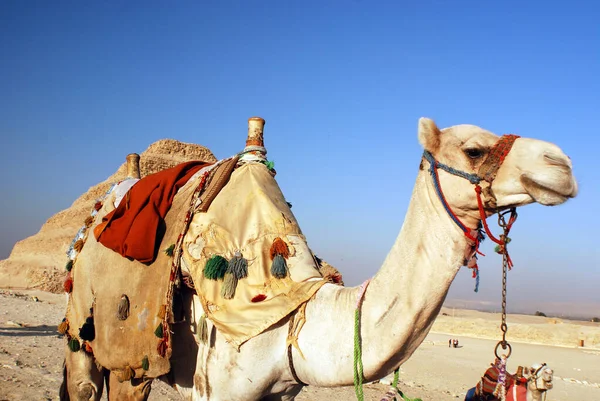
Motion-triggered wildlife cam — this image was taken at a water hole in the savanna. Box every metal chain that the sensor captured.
[494,209,516,360]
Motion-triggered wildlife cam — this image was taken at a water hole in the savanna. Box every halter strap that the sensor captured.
[478,134,520,183]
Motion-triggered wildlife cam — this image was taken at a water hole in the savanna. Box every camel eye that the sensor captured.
[465,148,484,159]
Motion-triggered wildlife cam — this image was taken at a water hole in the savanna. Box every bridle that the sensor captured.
[422,134,520,276]
[530,363,552,392]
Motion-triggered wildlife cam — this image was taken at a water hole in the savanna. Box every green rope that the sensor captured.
[353,307,365,401]
[392,367,400,388]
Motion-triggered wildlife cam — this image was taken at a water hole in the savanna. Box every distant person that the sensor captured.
[449,339,452,347]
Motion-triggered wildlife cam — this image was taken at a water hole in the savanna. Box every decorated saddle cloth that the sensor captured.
[64,161,220,379]
[180,160,327,348]
[475,364,524,401]
[64,156,327,379]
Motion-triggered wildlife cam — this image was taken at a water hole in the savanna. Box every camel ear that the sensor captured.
[418,117,442,152]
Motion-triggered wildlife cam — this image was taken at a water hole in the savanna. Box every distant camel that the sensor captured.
[465,361,554,401]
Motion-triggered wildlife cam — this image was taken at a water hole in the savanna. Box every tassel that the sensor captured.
[251,294,267,303]
[117,294,130,320]
[83,342,93,354]
[197,314,208,344]
[154,323,163,338]
[221,272,238,299]
[68,338,80,352]
[57,318,69,335]
[79,316,95,342]
[270,254,288,278]
[164,244,175,257]
[84,216,94,227]
[157,339,168,357]
[157,304,167,320]
[73,239,84,253]
[117,366,135,382]
[65,260,73,272]
[270,237,290,260]
[63,275,73,293]
[94,201,102,211]
[229,251,248,279]
[203,255,228,280]
[141,355,149,371]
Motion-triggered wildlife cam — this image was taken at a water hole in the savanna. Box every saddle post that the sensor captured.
[246,116,265,148]
[126,153,141,179]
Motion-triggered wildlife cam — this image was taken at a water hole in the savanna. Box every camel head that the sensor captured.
[526,363,554,392]
[418,117,578,227]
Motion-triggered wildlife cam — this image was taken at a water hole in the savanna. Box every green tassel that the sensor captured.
[154,323,163,339]
[203,255,228,280]
[197,314,208,344]
[271,254,288,279]
[65,260,73,272]
[164,244,175,257]
[263,160,275,170]
[141,355,149,371]
[221,272,238,299]
[229,252,248,279]
[68,338,80,352]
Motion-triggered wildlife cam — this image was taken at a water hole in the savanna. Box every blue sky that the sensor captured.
[1,1,598,312]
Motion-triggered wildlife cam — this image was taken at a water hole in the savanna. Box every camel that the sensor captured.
[465,362,554,401]
[60,116,577,400]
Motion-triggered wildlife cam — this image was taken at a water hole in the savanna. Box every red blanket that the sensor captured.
[94,161,210,263]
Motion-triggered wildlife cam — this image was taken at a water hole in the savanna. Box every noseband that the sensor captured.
[423,134,520,288]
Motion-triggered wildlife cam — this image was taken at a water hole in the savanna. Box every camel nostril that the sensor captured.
[544,153,571,168]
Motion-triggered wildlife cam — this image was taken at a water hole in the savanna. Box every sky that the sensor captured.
[1,1,599,315]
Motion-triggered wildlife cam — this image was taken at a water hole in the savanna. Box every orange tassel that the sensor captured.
[83,342,93,354]
[57,318,69,334]
[157,304,167,319]
[84,216,94,227]
[270,237,289,260]
[73,239,84,253]
[94,201,102,211]
[64,275,73,293]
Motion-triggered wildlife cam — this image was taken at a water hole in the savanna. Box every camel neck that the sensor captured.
[357,167,473,377]
[295,167,479,386]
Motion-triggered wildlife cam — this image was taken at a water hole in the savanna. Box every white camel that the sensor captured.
[62,117,577,400]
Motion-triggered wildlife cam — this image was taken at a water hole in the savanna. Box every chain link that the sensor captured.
[494,208,517,360]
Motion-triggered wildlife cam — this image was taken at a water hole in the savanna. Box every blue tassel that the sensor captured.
[271,254,288,279]
[229,252,248,279]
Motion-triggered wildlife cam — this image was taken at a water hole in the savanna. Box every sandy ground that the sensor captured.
[1,289,598,401]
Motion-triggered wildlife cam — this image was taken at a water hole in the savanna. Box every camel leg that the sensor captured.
[107,372,152,401]
[60,346,105,401]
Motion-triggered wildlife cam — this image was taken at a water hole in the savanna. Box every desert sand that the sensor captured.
[1,289,598,401]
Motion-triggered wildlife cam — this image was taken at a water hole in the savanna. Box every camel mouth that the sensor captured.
[520,174,577,206]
